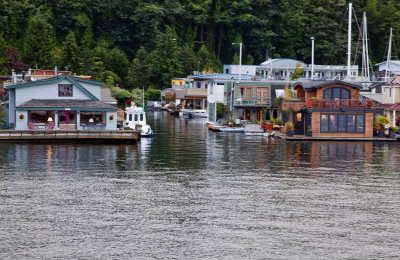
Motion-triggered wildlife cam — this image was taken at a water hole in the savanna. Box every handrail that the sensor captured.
[234,97,270,106]
[306,99,374,108]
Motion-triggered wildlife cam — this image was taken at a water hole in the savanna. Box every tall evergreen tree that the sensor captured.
[22,14,56,68]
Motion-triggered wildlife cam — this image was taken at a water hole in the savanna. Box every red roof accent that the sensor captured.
[377,103,400,110]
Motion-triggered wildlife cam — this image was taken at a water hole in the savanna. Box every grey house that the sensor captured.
[6,74,117,130]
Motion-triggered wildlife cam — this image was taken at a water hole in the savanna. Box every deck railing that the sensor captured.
[306,99,374,109]
[234,97,270,106]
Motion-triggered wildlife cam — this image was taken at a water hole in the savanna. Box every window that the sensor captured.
[58,84,73,97]
[323,87,350,100]
[210,84,214,95]
[28,111,55,123]
[256,87,268,104]
[239,87,252,99]
[320,114,364,133]
[80,111,105,125]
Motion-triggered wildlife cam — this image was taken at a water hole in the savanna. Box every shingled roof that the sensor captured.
[17,99,116,111]
[294,80,363,90]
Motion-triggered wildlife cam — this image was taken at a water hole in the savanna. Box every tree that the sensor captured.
[128,47,152,89]
[145,87,161,101]
[178,45,197,77]
[22,14,56,68]
[1,46,28,73]
[62,32,83,74]
[148,34,182,89]
[291,62,305,80]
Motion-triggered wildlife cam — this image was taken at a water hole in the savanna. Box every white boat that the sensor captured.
[124,105,153,136]
[181,109,207,118]
[244,124,265,136]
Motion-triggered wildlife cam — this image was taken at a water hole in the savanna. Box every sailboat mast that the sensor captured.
[385,28,393,82]
[362,12,370,81]
[347,2,352,79]
[142,86,145,110]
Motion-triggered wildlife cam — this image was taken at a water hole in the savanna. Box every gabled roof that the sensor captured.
[294,80,363,90]
[375,60,400,66]
[377,103,400,111]
[5,74,103,101]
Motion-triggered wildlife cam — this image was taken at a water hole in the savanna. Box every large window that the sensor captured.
[80,111,105,125]
[58,84,73,97]
[320,114,364,133]
[239,87,252,99]
[29,111,55,123]
[323,87,350,100]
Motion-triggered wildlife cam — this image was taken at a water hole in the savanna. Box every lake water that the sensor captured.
[1,111,400,259]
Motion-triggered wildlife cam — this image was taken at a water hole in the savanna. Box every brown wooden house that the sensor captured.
[282,80,380,138]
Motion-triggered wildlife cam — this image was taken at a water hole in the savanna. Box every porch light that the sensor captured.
[47,117,53,122]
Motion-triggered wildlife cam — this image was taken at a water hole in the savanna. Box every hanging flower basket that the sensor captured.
[109,115,114,120]
[19,114,24,120]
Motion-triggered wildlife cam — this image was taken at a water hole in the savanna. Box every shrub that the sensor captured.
[285,121,294,131]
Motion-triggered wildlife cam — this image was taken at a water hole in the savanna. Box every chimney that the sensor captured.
[54,64,58,75]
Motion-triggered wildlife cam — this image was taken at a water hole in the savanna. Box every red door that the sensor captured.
[59,111,76,125]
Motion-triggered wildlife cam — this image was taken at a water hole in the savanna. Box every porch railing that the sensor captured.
[234,97,270,106]
[306,99,374,109]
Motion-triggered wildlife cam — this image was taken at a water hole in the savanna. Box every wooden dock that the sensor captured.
[0,130,140,143]
[275,133,398,142]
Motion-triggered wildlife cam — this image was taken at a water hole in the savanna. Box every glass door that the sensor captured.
[59,111,76,127]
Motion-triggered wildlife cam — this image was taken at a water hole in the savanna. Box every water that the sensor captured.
[1,111,400,259]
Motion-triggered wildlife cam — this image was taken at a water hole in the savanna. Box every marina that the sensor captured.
[1,111,400,259]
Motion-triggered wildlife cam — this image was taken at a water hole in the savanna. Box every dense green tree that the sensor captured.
[145,87,161,101]
[22,14,56,68]
[178,45,198,76]
[61,32,82,74]
[0,0,399,87]
[148,34,182,89]
[128,47,152,89]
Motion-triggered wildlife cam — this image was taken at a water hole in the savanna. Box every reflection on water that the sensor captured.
[1,111,400,259]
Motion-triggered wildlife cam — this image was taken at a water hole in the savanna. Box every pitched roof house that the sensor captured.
[6,74,117,130]
[282,80,380,137]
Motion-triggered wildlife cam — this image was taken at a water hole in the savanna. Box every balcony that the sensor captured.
[234,97,270,107]
[306,99,374,109]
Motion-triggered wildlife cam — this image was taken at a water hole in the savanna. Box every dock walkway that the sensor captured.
[275,133,397,142]
[0,130,140,143]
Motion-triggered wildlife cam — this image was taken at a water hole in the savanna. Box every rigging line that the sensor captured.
[392,35,399,60]
[352,6,362,63]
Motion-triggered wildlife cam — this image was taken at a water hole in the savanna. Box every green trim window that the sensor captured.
[59,84,73,97]
[321,114,364,133]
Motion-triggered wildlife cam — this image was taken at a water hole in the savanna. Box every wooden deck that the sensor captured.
[275,133,397,142]
[0,130,140,143]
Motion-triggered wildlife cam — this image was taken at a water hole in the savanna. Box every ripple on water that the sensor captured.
[1,112,400,259]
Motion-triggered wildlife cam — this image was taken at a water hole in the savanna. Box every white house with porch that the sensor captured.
[6,74,117,130]
[377,75,400,126]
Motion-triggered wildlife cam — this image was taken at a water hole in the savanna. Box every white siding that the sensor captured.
[15,79,93,106]
[105,112,117,130]
[15,110,28,130]
[79,82,101,99]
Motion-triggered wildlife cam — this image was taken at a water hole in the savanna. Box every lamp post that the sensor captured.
[232,42,242,80]
[310,37,314,80]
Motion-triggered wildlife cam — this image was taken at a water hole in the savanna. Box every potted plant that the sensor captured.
[19,114,24,120]
[109,115,114,120]
[285,121,294,137]
[389,126,398,138]
[374,115,390,137]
